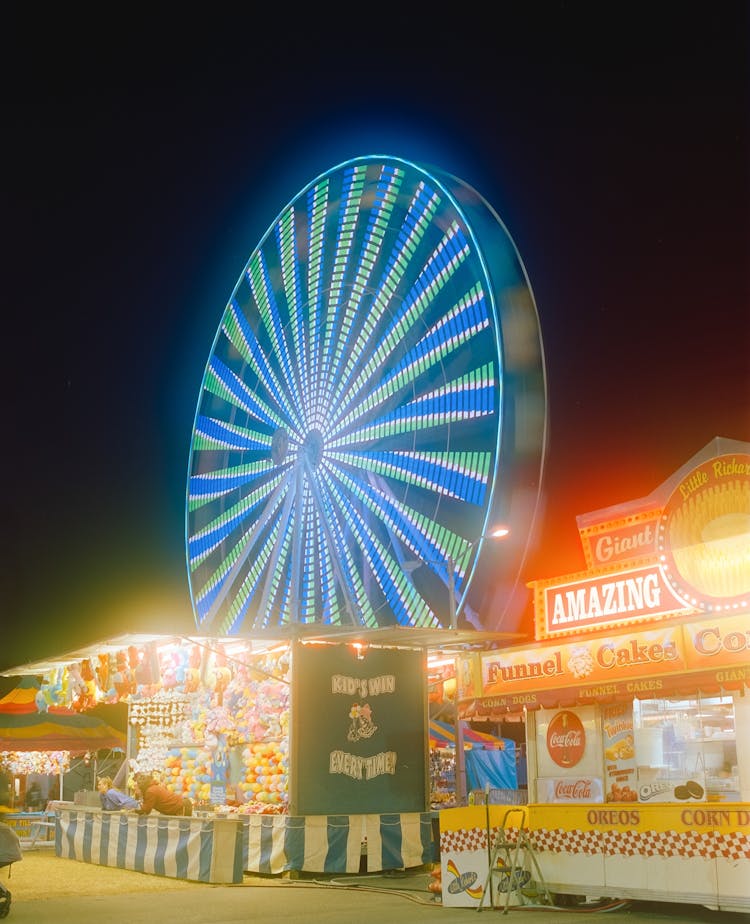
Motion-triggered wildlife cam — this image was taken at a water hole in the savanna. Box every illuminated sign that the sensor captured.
[657,453,750,612]
[540,565,689,638]
[479,615,750,701]
[580,516,659,569]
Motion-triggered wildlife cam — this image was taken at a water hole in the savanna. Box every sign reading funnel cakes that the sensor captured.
[658,453,750,609]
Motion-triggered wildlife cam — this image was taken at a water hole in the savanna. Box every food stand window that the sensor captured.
[633,694,739,801]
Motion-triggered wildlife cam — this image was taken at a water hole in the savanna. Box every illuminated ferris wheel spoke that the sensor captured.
[192,414,272,454]
[246,248,306,426]
[204,356,289,432]
[250,477,299,628]
[195,470,293,624]
[188,468,287,565]
[222,301,306,436]
[328,449,490,506]
[321,470,437,627]
[325,186,442,417]
[327,463,474,603]
[317,165,405,414]
[303,179,331,426]
[312,508,346,624]
[332,465,474,565]
[187,156,546,634]
[314,166,370,420]
[188,458,276,510]
[275,208,309,418]
[312,470,377,626]
[330,366,495,451]
[329,288,491,441]
[327,224,471,425]
[220,514,288,634]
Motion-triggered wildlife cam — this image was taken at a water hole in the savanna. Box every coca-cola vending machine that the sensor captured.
[532,706,604,803]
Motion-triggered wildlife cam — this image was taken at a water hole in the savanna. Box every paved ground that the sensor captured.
[1,848,747,924]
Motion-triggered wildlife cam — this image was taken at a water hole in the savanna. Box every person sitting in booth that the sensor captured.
[25,781,44,811]
[134,773,192,817]
[96,776,139,811]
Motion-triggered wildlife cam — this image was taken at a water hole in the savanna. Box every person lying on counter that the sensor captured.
[134,772,193,816]
[97,776,140,811]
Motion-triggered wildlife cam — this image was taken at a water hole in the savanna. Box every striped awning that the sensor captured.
[0,677,125,752]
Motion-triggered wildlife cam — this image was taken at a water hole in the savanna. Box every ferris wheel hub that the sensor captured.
[302,429,324,468]
[271,427,289,465]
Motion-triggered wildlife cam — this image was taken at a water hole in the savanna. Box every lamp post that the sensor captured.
[409,525,509,806]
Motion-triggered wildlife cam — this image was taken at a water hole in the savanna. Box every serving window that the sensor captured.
[633,694,739,801]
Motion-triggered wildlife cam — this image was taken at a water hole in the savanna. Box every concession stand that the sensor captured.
[440,437,750,912]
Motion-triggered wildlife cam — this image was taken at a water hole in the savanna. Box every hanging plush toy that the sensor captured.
[35,689,49,713]
[95,653,109,693]
[184,667,200,693]
[112,651,130,698]
[68,663,87,707]
[60,667,71,706]
[79,659,97,709]
[175,648,188,688]
[160,652,178,689]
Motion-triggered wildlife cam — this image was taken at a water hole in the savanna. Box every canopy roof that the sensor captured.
[0,677,126,753]
[0,628,524,678]
[428,718,505,749]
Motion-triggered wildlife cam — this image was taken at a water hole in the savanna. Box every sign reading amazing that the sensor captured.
[542,565,688,637]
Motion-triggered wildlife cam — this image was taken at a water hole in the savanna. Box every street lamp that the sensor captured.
[444,525,509,631]
[406,525,510,806]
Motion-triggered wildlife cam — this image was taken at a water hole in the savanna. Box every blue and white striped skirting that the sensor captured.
[56,810,244,883]
[241,812,436,874]
[55,809,436,881]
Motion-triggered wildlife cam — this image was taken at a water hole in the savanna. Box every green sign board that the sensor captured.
[292,643,428,815]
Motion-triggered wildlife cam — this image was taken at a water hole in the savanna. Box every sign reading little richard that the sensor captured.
[292,643,427,815]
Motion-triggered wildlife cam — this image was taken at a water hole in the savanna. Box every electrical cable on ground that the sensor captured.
[507,898,633,913]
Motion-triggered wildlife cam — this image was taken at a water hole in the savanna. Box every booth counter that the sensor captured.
[52,806,435,882]
[55,807,244,884]
[438,801,749,912]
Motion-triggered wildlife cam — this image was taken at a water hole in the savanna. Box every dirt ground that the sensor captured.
[0,845,222,899]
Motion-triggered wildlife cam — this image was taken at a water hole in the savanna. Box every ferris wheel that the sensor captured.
[186,155,546,636]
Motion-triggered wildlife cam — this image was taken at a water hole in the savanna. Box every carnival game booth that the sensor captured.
[0,676,126,847]
[1,626,517,884]
[440,437,750,912]
[428,718,518,806]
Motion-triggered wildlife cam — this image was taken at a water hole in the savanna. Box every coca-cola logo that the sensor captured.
[547,710,586,768]
[554,779,592,799]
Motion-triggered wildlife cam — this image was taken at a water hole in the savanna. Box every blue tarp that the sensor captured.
[465,742,517,791]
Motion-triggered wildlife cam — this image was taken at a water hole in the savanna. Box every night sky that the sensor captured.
[3,4,748,673]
